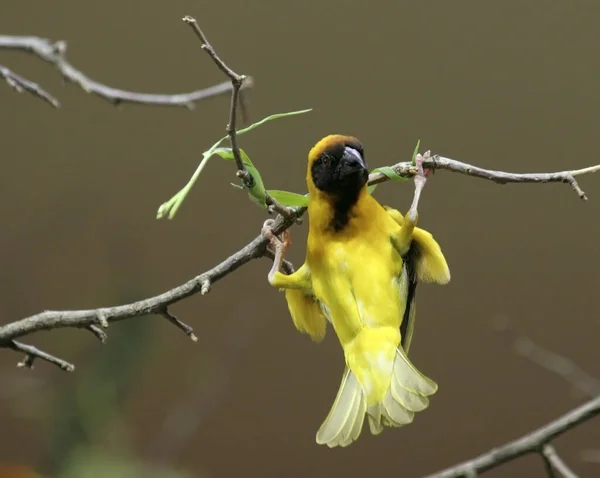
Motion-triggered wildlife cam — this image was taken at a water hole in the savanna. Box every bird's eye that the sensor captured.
[321,155,329,166]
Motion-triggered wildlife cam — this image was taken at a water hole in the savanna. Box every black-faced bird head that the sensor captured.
[307,135,369,199]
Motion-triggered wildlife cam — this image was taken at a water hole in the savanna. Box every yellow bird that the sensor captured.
[262,135,450,447]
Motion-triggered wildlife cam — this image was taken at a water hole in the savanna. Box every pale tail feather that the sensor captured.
[367,405,384,435]
[316,368,366,448]
[316,349,438,447]
[368,347,438,433]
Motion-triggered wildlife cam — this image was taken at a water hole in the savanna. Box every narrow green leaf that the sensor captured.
[367,184,378,195]
[214,148,267,206]
[156,152,213,219]
[267,190,309,207]
[156,107,312,219]
[411,139,421,165]
[370,166,408,183]
[236,109,312,137]
[210,147,232,158]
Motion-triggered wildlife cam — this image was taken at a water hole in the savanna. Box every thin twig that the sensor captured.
[423,395,600,477]
[0,155,598,370]
[182,15,293,218]
[541,445,579,478]
[369,155,600,200]
[10,340,75,372]
[542,450,559,478]
[1,64,59,107]
[182,16,251,186]
[0,34,253,108]
[86,324,107,343]
[426,324,599,477]
[265,192,296,219]
[159,308,197,342]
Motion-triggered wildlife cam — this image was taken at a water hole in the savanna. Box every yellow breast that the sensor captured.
[306,192,406,347]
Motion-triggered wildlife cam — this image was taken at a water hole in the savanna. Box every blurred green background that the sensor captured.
[1,1,599,477]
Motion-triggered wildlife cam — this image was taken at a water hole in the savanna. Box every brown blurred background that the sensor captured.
[1,1,599,477]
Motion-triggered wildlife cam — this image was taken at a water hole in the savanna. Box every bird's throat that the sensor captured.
[330,188,362,232]
[307,186,369,235]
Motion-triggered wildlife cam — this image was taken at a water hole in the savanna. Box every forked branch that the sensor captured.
[1,63,59,107]
[424,395,600,478]
[0,34,253,108]
[424,323,600,477]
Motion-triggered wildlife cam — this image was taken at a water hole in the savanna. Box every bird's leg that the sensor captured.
[261,219,292,285]
[406,151,431,226]
[394,151,432,254]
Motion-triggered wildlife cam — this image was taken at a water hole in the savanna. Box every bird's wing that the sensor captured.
[384,205,450,285]
[387,238,418,353]
[385,205,450,353]
[284,288,327,342]
[276,263,327,342]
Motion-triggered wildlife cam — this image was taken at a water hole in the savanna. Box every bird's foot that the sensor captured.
[414,150,432,187]
[261,219,292,250]
[407,151,432,224]
[262,219,292,284]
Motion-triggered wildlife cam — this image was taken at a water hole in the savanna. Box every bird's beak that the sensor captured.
[339,146,367,177]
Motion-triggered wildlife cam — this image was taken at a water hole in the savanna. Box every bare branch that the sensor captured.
[541,445,578,478]
[181,17,241,87]
[0,34,253,108]
[10,340,75,372]
[424,395,600,478]
[542,450,559,478]
[181,16,293,218]
[425,324,599,477]
[369,155,600,200]
[182,16,250,185]
[1,63,59,107]
[0,221,287,369]
[159,308,197,342]
[86,324,107,343]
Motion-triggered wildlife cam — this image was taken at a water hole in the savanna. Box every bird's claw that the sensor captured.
[262,219,292,284]
[414,151,432,181]
[406,151,432,225]
[261,219,277,241]
[262,219,292,251]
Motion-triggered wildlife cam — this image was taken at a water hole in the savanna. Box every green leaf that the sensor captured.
[367,184,378,195]
[214,148,267,206]
[156,107,312,219]
[411,138,421,165]
[267,190,309,207]
[236,109,313,137]
[370,166,408,183]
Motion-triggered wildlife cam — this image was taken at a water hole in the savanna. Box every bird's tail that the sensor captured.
[315,367,366,447]
[315,346,438,447]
